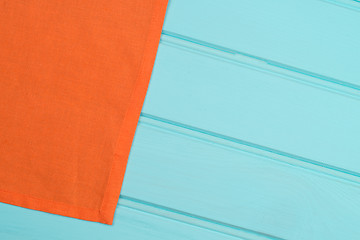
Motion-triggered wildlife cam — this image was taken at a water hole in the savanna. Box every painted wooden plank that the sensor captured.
[2,113,357,240]
[122,117,360,240]
[0,200,243,240]
[141,42,360,175]
[163,0,360,87]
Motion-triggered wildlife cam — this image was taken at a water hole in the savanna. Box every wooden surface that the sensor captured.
[1,0,360,239]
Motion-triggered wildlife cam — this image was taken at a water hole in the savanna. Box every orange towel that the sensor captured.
[0,0,168,224]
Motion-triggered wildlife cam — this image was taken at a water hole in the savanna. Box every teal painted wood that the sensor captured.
[122,117,360,239]
[1,1,360,239]
[143,42,360,176]
[0,201,243,240]
[163,0,360,87]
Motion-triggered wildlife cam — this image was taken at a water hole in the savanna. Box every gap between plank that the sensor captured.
[118,195,284,240]
[139,113,360,187]
[320,0,360,12]
[160,31,360,101]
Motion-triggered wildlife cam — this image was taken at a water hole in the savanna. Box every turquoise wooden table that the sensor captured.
[1,0,360,239]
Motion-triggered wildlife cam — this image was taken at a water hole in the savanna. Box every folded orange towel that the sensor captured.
[0,0,168,224]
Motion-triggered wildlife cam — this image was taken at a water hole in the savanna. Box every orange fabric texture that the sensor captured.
[0,0,168,224]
